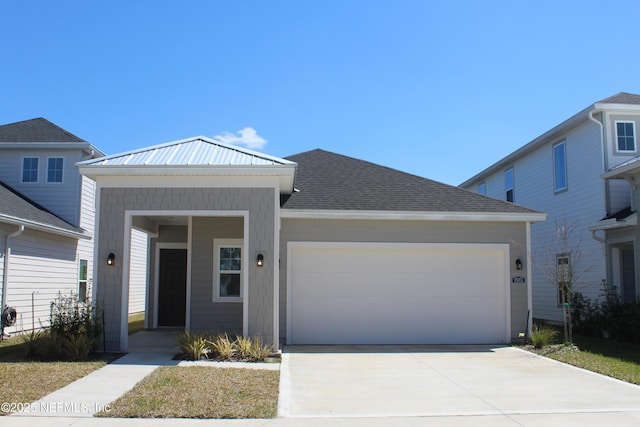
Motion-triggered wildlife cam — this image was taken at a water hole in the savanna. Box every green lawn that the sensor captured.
[534,335,640,385]
[128,312,145,335]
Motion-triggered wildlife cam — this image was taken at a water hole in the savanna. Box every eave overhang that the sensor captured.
[0,215,90,240]
[590,213,637,231]
[280,209,547,223]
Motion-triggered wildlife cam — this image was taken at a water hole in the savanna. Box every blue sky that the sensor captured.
[3,1,640,185]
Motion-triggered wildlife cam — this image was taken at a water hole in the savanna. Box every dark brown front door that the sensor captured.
[157,248,187,327]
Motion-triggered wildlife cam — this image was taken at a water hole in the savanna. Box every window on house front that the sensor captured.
[78,259,88,303]
[47,157,64,183]
[553,141,567,193]
[505,168,514,202]
[478,182,486,195]
[22,157,39,183]
[556,254,571,306]
[214,239,243,301]
[616,121,636,152]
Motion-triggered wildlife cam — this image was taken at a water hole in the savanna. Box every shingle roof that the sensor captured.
[80,136,295,167]
[0,118,86,142]
[598,92,640,105]
[0,181,85,237]
[282,149,541,214]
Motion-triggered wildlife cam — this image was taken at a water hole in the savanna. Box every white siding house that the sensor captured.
[0,118,116,334]
[461,92,640,323]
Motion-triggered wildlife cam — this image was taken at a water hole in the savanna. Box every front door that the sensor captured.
[157,248,187,327]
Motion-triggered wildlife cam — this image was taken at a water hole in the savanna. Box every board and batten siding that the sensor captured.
[462,119,607,322]
[189,217,243,333]
[2,228,79,333]
[279,218,528,344]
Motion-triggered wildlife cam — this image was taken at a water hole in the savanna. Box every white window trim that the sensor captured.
[78,258,88,303]
[556,253,571,307]
[615,120,637,153]
[505,167,514,202]
[213,238,244,303]
[553,140,568,193]
[21,156,39,183]
[46,156,64,184]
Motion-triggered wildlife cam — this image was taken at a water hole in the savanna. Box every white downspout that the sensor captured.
[2,225,25,311]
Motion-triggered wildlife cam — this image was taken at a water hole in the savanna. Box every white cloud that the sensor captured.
[213,127,267,150]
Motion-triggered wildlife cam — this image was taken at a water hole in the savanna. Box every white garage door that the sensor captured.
[287,242,509,345]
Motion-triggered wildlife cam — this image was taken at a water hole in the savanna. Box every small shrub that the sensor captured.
[37,332,65,359]
[531,324,559,349]
[236,335,253,360]
[249,337,273,362]
[65,333,95,361]
[21,330,45,358]
[209,333,236,360]
[176,330,210,360]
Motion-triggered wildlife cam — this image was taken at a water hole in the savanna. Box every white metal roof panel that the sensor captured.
[79,136,295,167]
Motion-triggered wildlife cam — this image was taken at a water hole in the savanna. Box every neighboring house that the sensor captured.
[78,137,544,352]
[460,92,640,324]
[0,118,146,335]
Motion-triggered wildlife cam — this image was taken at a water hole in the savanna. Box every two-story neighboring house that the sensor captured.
[0,118,147,335]
[460,92,640,323]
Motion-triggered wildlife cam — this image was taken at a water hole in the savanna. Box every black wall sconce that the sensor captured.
[515,258,523,270]
[107,252,115,266]
[256,253,264,267]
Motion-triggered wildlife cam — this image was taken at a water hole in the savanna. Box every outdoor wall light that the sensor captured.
[515,258,523,270]
[107,252,115,266]
[256,253,264,267]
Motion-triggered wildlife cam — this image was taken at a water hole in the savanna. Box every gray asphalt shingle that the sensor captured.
[0,118,86,142]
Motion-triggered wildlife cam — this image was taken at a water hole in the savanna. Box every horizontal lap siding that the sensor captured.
[4,229,79,333]
[128,229,148,314]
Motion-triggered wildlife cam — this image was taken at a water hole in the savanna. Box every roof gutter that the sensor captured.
[0,215,89,240]
[280,209,547,223]
[2,225,24,316]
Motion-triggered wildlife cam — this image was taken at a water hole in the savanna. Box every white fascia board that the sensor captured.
[589,213,637,231]
[594,102,640,112]
[0,141,104,157]
[0,215,89,240]
[280,209,547,223]
[602,161,640,179]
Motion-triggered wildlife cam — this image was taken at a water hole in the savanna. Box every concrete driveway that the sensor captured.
[279,345,640,422]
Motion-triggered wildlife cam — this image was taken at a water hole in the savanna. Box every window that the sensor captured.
[214,239,243,301]
[553,141,567,193]
[478,182,486,195]
[556,254,571,306]
[78,259,88,303]
[47,157,64,183]
[22,157,39,183]
[505,168,514,202]
[616,121,636,152]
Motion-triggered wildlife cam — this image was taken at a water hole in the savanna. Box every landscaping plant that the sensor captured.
[176,330,210,360]
[531,323,559,349]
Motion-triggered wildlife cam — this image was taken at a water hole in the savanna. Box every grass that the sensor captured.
[0,337,108,412]
[128,312,145,335]
[98,366,279,419]
[525,333,640,385]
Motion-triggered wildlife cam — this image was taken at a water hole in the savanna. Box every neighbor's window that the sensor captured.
[553,141,567,193]
[47,157,64,183]
[556,254,571,306]
[616,121,636,152]
[478,182,486,195]
[22,157,39,183]
[214,239,243,301]
[505,168,514,202]
[78,259,88,303]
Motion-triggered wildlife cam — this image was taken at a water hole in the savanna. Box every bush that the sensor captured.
[209,333,236,360]
[531,324,559,349]
[176,330,210,360]
[249,337,273,362]
[65,333,95,361]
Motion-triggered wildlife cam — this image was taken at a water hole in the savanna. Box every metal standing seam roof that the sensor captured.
[80,136,296,167]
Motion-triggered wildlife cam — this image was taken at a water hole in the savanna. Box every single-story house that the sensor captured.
[78,137,545,352]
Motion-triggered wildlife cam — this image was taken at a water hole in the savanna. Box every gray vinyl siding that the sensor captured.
[189,217,243,333]
[97,187,276,351]
[462,119,607,322]
[279,218,529,344]
[2,228,79,333]
[0,149,84,226]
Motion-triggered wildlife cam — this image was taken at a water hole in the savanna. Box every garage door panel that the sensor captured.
[288,243,509,345]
